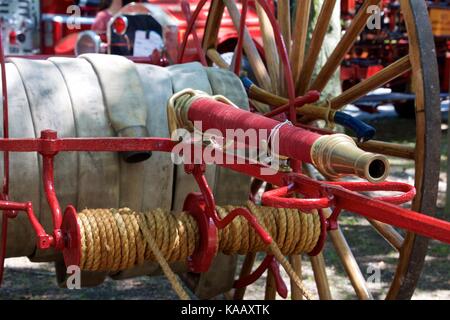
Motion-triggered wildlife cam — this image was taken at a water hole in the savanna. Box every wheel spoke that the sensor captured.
[309,0,381,92]
[223,0,272,91]
[207,48,272,113]
[289,255,304,300]
[265,269,277,300]
[368,219,404,251]
[302,174,372,300]
[230,0,249,74]
[356,139,415,160]
[248,81,287,106]
[300,55,411,124]
[310,253,333,299]
[202,0,225,54]
[200,0,436,301]
[297,0,338,95]
[255,3,280,93]
[234,252,256,300]
[384,0,442,300]
[206,48,229,69]
[321,208,374,300]
[330,56,412,110]
[329,227,374,300]
[290,0,312,84]
[278,0,291,55]
[277,0,291,96]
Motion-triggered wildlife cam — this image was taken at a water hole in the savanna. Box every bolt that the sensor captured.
[40,130,57,139]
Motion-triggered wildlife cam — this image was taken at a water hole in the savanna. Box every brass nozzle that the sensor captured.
[310,134,390,183]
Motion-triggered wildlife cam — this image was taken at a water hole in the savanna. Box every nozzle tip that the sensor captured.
[355,154,390,183]
[311,134,390,183]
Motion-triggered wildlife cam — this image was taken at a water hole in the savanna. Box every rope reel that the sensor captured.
[73,204,321,273]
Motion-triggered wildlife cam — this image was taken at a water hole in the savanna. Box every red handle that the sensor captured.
[262,186,331,211]
[233,255,288,299]
[327,181,416,205]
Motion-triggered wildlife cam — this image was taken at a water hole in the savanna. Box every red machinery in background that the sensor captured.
[41,0,97,55]
[2,1,449,76]
[429,1,450,92]
[0,1,263,62]
[74,1,262,65]
[0,1,97,55]
[341,0,450,116]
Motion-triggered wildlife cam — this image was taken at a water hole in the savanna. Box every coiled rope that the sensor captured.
[77,202,321,299]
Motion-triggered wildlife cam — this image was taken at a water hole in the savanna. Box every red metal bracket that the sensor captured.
[233,255,288,299]
[185,163,289,295]
[184,164,271,269]
[264,91,321,119]
[40,130,64,250]
[325,181,416,205]
[309,209,328,256]
[261,184,332,211]
[183,193,218,273]
[0,201,53,250]
[187,164,271,244]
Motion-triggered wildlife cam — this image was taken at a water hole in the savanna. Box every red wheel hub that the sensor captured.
[61,205,81,268]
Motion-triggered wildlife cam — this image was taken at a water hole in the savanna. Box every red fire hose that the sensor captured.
[188,97,321,163]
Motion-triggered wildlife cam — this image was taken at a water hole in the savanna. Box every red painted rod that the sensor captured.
[180,0,208,66]
[42,154,64,251]
[0,200,52,247]
[178,0,208,63]
[328,184,450,244]
[0,136,177,153]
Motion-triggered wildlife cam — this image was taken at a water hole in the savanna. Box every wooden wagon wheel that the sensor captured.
[180,0,441,299]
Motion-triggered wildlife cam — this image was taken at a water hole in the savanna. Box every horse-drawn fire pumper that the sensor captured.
[0,0,449,300]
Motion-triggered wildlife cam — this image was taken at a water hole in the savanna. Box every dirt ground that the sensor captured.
[0,113,449,300]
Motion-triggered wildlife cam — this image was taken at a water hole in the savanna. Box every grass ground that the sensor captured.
[0,115,449,300]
